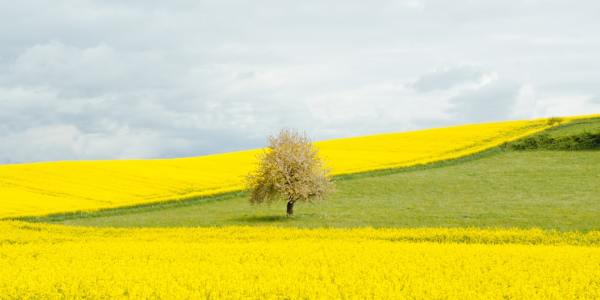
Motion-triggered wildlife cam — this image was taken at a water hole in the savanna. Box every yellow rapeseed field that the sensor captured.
[1,222,599,299]
[0,115,596,218]
[2,115,600,299]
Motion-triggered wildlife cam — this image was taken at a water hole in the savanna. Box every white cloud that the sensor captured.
[5,42,177,95]
[512,84,538,119]
[0,0,599,163]
[532,95,600,118]
[446,77,521,123]
[411,66,486,92]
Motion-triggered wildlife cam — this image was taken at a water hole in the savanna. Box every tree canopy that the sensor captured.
[247,129,333,215]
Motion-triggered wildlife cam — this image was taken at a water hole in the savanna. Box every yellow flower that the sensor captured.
[0,222,599,299]
[0,114,597,218]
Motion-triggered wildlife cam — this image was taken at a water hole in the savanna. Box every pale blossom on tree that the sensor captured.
[247,129,334,216]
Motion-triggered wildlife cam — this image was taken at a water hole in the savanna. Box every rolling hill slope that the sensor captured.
[57,147,600,231]
[35,116,600,231]
[2,116,600,299]
[5,116,593,219]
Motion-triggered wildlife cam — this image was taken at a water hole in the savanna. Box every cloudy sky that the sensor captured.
[1,0,599,163]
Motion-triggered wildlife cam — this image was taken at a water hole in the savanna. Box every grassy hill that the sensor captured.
[4,117,600,299]
[1,117,558,219]
[43,117,600,231]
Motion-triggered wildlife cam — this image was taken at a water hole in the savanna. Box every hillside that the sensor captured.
[44,116,600,231]
[3,116,600,299]
[2,116,576,219]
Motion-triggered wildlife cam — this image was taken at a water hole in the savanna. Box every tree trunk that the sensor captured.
[286,200,295,216]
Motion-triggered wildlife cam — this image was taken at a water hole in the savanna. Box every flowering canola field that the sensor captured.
[0,115,597,218]
[2,115,600,299]
[1,222,599,299]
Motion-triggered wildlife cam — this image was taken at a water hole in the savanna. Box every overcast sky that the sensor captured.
[1,0,599,163]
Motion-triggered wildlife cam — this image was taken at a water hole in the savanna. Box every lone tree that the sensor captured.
[247,129,333,216]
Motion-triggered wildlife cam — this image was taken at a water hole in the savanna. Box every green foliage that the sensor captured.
[543,117,600,138]
[546,117,564,126]
[508,131,600,151]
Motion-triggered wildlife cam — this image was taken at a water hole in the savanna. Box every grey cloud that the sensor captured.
[447,80,521,123]
[3,42,179,96]
[412,66,485,92]
[1,0,600,163]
